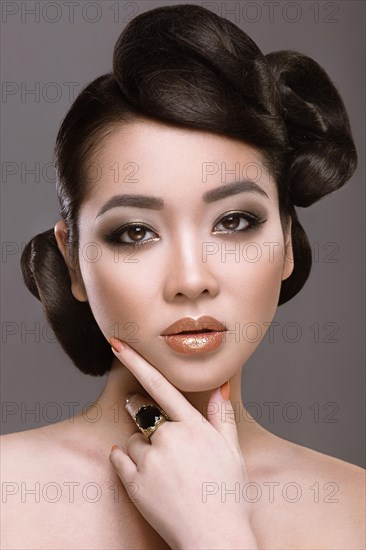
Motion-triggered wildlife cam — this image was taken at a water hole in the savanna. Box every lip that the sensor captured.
[160,316,227,355]
[161,315,227,336]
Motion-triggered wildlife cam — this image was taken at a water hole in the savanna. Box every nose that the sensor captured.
[163,232,220,302]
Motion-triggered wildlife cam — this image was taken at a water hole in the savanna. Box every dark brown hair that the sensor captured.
[20,4,357,376]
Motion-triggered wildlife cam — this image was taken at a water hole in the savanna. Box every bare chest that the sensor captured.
[2,475,331,550]
[2,445,350,550]
[2,466,171,549]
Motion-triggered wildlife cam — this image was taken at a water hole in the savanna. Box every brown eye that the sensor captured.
[212,210,266,235]
[213,212,253,233]
[126,225,147,242]
[105,223,159,246]
[220,214,246,231]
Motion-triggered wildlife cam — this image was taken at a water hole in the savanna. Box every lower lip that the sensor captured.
[161,331,226,355]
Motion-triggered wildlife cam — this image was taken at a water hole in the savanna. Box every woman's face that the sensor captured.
[60,118,293,391]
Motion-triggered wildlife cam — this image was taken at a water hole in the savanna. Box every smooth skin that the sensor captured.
[2,118,365,549]
[109,339,259,549]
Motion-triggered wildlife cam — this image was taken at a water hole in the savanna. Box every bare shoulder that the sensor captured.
[0,419,106,474]
[285,438,365,499]
[1,424,52,446]
[298,442,365,548]
[1,423,68,469]
[1,425,112,547]
[260,434,366,549]
[0,420,105,500]
[0,426,169,550]
[1,427,48,471]
[0,426,62,542]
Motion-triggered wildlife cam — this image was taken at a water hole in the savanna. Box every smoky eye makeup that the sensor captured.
[103,221,159,248]
[101,205,268,249]
[212,209,266,234]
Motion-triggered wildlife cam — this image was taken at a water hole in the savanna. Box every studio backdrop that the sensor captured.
[1,0,365,468]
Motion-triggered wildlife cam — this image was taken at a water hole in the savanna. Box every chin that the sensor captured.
[139,346,244,393]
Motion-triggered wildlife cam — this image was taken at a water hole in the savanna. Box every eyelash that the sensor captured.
[104,210,267,247]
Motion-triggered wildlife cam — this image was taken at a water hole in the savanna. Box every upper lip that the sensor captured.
[161,315,227,336]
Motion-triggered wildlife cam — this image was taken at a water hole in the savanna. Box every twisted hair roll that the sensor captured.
[20,4,357,376]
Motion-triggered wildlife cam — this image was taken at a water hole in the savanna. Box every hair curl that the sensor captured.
[20,4,357,376]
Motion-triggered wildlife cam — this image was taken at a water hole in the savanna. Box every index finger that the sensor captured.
[109,337,202,423]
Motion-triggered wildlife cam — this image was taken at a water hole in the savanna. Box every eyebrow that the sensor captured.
[95,180,269,219]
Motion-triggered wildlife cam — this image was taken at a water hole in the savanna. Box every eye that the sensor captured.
[104,222,159,247]
[212,211,265,234]
[104,211,266,248]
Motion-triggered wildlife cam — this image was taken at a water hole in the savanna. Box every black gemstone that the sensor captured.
[136,406,162,429]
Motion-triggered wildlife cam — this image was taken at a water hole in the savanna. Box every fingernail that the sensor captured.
[125,393,134,404]
[110,444,119,453]
[220,380,230,400]
[109,337,124,353]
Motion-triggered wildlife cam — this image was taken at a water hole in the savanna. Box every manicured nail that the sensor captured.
[109,337,124,353]
[220,380,230,400]
[125,393,134,404]
[110,444,119,453]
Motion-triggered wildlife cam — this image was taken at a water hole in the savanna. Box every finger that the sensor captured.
[125,431,151,466]
[125,392,163,419]
[109,338,201,423]
[109,445,137,484]
[125,392,172,426]
[206,383,242,454]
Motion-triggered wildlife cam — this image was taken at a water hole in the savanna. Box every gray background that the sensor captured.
[1,0,365,468]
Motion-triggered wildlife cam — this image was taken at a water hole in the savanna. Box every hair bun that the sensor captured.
[266,50,357,207]
[20,229,113,376]
[20,230,54,301]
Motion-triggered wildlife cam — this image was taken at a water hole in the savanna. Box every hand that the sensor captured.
[108,338,259,550]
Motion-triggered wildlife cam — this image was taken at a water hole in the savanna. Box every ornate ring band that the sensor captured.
[133,404,171,439]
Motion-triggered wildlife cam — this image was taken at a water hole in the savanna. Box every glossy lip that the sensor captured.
[160,315,227,355]
[161,315,227,336]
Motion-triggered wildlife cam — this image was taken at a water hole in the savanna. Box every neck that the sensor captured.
[76,356,272,465]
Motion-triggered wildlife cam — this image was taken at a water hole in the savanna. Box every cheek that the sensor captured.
[78,254,161,341]
[225,236,286,324]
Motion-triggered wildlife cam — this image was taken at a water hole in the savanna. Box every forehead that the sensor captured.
[83,118,275,211]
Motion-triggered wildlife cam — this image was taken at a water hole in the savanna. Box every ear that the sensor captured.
[281,216,294,282]
[54,220,88,302]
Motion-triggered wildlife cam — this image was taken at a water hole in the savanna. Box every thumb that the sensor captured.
[206,381,241,453]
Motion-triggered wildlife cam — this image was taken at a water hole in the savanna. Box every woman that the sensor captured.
[2,4,364,549]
